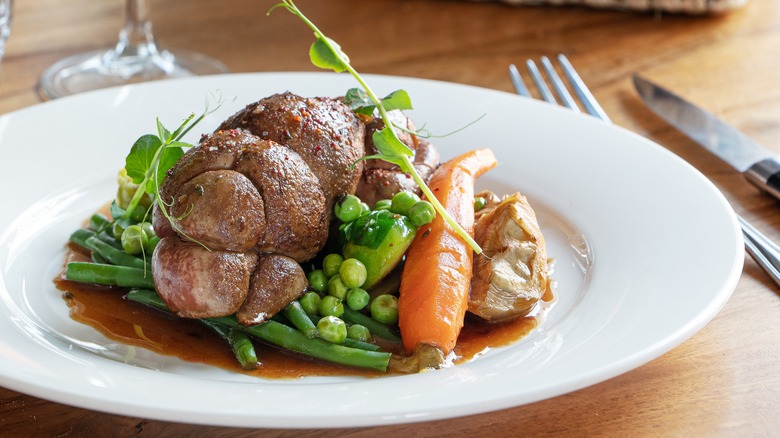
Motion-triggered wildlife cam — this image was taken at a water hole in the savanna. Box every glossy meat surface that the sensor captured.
[152,236,259,319]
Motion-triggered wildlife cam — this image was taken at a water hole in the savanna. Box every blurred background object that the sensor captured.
[0,0,11,73]
[37,0,227,100]
[474,0,748,14]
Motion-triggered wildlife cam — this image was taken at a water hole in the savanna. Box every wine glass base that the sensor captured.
[38,48,229,100]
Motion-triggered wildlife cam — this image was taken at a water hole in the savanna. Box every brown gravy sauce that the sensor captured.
[56,244,555,378]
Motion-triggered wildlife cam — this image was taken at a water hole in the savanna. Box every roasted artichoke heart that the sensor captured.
[469,192,548,321]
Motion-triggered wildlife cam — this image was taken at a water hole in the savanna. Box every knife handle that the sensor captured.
[745,158,780,201]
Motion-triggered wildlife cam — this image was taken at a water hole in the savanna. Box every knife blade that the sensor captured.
[633,74,780,201]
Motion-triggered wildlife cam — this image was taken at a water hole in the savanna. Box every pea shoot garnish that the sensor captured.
[121,98,224,238]
[269,0,483,254]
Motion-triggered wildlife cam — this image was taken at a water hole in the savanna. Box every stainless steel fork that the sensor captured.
[509,54,780,288]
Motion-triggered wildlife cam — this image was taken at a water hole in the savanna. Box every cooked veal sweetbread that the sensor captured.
[355,110,440,207]
[154,129,328,262]
[218,92,366,212]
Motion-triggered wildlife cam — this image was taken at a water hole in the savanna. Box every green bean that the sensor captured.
[66,262,154,288]
[88,213,111,232]
[69,228,95,250]
[86,236,149,270]
[91,252,109,264]
[282,300,318,338]
[125,289,391,372]
[201,320,259,370]
[97,231,123,249]
[343,337,381,352]
[342,307,401,343]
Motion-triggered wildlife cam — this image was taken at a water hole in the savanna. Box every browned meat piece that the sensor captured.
[236,254,308,326]
[155,129,328,262]
[167,170,265,252]
[152,236,259,319]
[469,192,549,321]
[218,92,366,212]
[355,110,440,207]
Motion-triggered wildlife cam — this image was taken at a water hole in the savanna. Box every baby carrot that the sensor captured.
[397,148,497,355]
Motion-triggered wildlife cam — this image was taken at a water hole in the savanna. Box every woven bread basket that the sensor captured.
[480,0,748,14]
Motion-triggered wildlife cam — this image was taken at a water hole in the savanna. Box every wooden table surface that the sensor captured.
[2,0,779,436]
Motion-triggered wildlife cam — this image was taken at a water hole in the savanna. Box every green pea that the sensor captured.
[373,199,392,211]
[319,295,344,318]
[322,253,343,278]
[334,194,363,223]
[474,196,488,211]
[359,202,370,217]
[299,292,322,315]
[390,191,421,216]
[317,316,347,344]
[339,258,367,289]
[144,235,160,254]
[327,275,348,300]
[408,200,436,227]
[307,269,328,293]
[112,222,126,240]
[139,221,156,239]
[370,294,398,325]
[347,324,372,342]
[121,224,149,255]
[346,287,370,311]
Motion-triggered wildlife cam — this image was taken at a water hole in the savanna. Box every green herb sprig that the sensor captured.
[122,97,224,227]
[269,0,482,254]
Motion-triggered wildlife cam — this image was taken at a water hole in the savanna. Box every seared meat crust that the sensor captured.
[355,111,440,207]
[218,92,366,212]
[236,255,308,326]
[155,129,328,262]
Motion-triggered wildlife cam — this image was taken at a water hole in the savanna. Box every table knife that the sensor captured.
[633,74,780,201]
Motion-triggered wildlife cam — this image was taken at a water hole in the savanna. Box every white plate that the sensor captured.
[0,73,742,428]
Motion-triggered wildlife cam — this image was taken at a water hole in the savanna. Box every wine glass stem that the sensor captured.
[113,0,159,58]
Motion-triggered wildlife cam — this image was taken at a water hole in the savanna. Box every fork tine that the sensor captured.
[525,59,556,104]
[557,54,611,123]
[508,64,531,97]
[540,56,580,113]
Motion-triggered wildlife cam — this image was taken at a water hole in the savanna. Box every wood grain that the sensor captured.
[2,0,780,435]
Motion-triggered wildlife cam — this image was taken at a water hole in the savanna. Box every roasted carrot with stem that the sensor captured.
[397,148,498,357]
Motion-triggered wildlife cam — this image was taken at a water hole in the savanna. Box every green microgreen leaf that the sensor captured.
[309,37,349,72]
[149,145,184,193]
[380,90,413,112]
[125,135,163,185]
[372,127,414,157]
[345,88,375,115]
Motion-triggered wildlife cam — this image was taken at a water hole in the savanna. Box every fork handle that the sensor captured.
[738,216,780,288]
